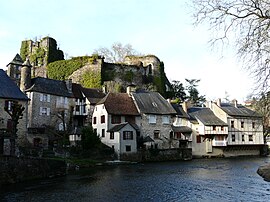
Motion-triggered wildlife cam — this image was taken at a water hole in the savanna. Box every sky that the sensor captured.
[0,0,255,103]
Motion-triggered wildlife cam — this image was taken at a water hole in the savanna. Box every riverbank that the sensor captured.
[0,156,66,186]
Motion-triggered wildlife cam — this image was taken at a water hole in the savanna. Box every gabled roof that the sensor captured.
[188,107,227,126]
[0,69,29,100]
[171,103,189,118]
[25,77,73,97]
[107,122,139,132]
[72,83,105,104]
[132,91,176,115]
[7,54,23,66]
[98,93,140,116]
[220,103,261,118]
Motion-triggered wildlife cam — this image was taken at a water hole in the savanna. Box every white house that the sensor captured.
[92,93,140,159]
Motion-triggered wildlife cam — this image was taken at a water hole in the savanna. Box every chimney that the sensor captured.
[233,99,238,108]
[182,101,188,113]
[217,98,221,107]
[126,84,136,95]
[65,79,72,94]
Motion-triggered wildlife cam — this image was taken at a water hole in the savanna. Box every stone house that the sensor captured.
[92,93,140,159]
[188,107,228,157]
[0,69,29,155]
[208,99,264,156]
[131,91,176,149]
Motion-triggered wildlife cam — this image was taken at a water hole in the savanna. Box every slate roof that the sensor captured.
[172,126,192,133]
[72,83,105,104]
[7,54,23,66]
[188,107,227,126]
[98,93,140,116]
[107,122,139,132]
[171,103,189,118]
[220,103,261,118]
[0,69,29,100]
[132,91,176,115]
[25,77,73,97]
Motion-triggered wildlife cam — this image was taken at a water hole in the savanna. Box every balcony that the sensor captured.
[212,139,227,147]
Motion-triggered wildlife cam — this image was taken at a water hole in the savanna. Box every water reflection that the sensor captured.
[1,157,270,201]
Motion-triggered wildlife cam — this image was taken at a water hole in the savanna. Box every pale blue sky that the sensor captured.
[0,0,254,102]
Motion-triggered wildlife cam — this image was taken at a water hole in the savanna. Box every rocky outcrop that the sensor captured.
[257,164,270,182]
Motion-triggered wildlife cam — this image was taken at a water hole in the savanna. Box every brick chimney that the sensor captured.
[233,99,238,108]
[65,79,72,94]
[217,98,221,107]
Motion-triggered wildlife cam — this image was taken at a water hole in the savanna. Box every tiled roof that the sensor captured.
[0,69,29,100]
[220,103,261,117]
[188,107,227,126]
[132,91,176,115]
[7,54,23,66]
[171,103,189,118]
[26,77,73,97]
[98,93,140,116]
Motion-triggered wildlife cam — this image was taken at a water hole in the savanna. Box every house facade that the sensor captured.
[131,91,176,149]
[208,99,264,156]
[188,107,228,157]
[0,69,29,155]
[92,93,140,159]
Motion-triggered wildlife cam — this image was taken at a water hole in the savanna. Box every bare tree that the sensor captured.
[94,42,140,63]
[192,0,270,93]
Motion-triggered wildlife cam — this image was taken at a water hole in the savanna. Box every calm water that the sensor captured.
[1,157,270,202]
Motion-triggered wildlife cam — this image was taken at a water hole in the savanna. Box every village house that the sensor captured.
[92,92,140,159]
[70,83,105,145]
[131,91,176,149]
[171,103,192,149]
[0,69,29,155]
[208,99,264,156]
[187,107,228,157]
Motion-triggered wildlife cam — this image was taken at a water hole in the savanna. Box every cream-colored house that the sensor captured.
[208,99,264,156]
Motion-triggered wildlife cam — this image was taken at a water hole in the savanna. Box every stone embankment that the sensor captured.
[0,156,66,186]
[257,163,270,182]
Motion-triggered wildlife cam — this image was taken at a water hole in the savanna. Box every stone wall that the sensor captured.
[120,148,192,162]
[0,156,66,186]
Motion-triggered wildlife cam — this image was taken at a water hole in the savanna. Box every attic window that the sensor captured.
[152,102,157,107]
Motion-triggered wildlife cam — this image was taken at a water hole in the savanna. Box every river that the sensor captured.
[1,157,270,201]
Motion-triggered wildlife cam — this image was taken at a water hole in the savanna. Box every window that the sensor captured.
[241,121,244,128]
[213,126,216,131]
[101,115,105,123]
[102,129,105,137]
[252,122,255,129]
[232,134,235,142]
[221,126,224,131]
[83,105,86,113]
[40,93,50,102]
[149,115,156,124]
[249,135,253,141]
[5,100,14,111]
[75,105,80,112]
[154,130,160,139]
[231,120,234,128]
[40,107,50,116]
[111,115,121,124]
[110,132,114,139]
[126,145,131,152]
[196,135,201,143]
[123,131,133,140]
[162,116,170,124]
[242,134,245,142]
[93,117,97,124]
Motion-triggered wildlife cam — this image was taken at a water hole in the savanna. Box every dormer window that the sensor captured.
[152,102,157,107]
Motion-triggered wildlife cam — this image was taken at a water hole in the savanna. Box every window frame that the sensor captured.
[123,131,133,140]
